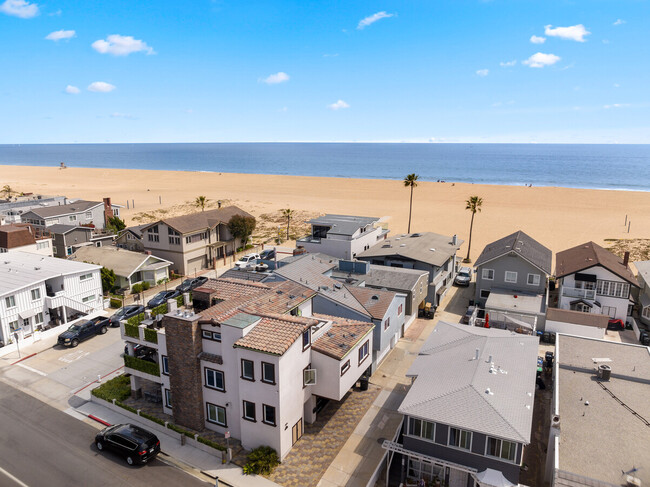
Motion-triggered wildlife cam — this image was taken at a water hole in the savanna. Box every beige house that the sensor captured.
[140,206,253,276]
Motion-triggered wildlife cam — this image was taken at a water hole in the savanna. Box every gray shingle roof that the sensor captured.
[68,246,171,278]
[306,214,380,236]
[25,200,103,218]
[331,264,428,292]
[475,230,552,275]
[634,260,650,287]
[144,206,253,235]
[47,224,90,235]
[357,232,462,267]
[399,322,538,443]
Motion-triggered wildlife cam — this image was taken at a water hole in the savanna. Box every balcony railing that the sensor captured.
[297,236,322,244]
[562,287,596,299]
[124,355,160,377]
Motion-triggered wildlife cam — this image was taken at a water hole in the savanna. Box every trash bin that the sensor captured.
[359,376,369,391]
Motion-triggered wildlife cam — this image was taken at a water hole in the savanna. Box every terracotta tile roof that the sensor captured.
[346,286,395,319]
[555,241,638,286]
[194,278,271,300]
[199,293,263,322]
[233,313,318,355]
[311,314,374,360]
[150,206,253,235]
[241,280,315,315]
[0,224,36,249]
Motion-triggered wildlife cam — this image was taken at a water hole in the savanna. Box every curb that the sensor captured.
[11,352,37,365]
[88,414,112,427]
[200,470,234,486]
[73,365,124,395]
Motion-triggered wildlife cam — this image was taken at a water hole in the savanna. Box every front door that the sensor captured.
[291,418,303,445]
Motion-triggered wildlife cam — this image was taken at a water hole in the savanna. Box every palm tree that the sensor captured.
[2,185,12,199]
[464,196,483,262]
[281,208,295,241]
[403,174,419,233]
[195,195,208,211]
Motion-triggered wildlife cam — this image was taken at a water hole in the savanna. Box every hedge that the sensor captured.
[123,355,160,377]
[166,422,194,438]
[151,303,167,317]
[140,411,165,426]
[109,298,122,309]
[124,322,140,339]
[143,327,158,344]
[127,313,145,327]
[197,436,226,452]
[91,375,131,402]
[116,402,137,414]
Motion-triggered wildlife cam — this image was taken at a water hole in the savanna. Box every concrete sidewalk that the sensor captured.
[75,399,281,487]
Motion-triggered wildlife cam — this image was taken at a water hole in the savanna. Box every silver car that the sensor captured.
[455,267,472,286]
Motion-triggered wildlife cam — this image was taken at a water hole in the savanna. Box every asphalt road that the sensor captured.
[0,382,207,487]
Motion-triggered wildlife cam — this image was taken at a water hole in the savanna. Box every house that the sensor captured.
[68,246,172,291]
[0,252,102,347]
[0,224,53,256]
[297,214,389,260]
[271,253,406,371]
[555,242,638,320]
[544,308,608,339]
[48,224,115,258]
[545,334,649,486]
[357,232,463,307]
[633,260,650,327]
[120,278,373,460]
[0,194,67,224]
[21,198,122,230]
[140,206,253,276]
[115,224,148,252]
[384,322,538,487]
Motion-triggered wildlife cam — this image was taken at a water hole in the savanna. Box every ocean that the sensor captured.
[1,143,649,191]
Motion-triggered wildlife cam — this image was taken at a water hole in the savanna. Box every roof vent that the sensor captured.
[34,267,41,270]
[289,294,296,299]
[334,283,342,290]
[400,244,406,247]
[411,233,420,237]
[474,348,479,360]
[429,248,436,252]
[276,290,283,294]
[371,295,380,300]
[485,387,494,395]
[395,237,401,240]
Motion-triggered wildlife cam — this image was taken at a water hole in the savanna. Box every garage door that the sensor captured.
[187,256,207,274]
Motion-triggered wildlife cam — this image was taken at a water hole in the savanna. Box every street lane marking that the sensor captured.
[0,465,30,487]
[58,351,90,363]
[15,363,47,377]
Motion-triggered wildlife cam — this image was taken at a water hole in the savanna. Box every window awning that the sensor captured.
[575,272,597,282]
[19,309,37,320]
[570,299,593,308]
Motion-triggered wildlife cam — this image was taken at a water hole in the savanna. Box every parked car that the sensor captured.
[88,315,111,329]
[146,290,181,309]
[640,331,650,346]
[234,253,261,269]
[607,318,625,331]
[57,319,108,347]
[95,424,160,465]
[109,305,145,327]
[259,248,276,260]
[461,305,476,324]
[175,276,209,293]
[454,267,472,286]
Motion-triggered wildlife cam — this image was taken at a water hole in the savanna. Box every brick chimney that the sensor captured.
[623,251,630,267]
[103,197,114,226]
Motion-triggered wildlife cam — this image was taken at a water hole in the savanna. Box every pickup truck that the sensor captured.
[57,318,108,347]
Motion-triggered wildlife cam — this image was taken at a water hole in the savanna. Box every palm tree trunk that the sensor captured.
[286,218,290,241]
[407,185,414,233]
[466,212,475,261]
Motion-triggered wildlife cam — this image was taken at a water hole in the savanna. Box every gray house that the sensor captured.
[357,232,463,307]
[21,198,122,230]
[384,322,538,487]
[115,224,147,252]
[49,224,114,258]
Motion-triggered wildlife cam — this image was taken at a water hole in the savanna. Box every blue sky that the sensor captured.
[1,0,648,143]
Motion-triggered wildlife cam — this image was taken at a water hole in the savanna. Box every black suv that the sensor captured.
[175,276,209,293]
[146,290,181,309]
[57,319,108,347]
[109,305,145,327]
[95,424,160,465]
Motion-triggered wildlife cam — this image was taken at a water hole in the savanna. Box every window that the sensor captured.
[384,317,390,331]
[480,289,491,299]
[5,295,16,308]
[486,437,517,462]
[262,404,276,426]
[202,329,222,342]
[408,417,434,441]
[30,288,41,301]
[504,271,518,283]
[241,359,254,381]
[482,269,494,280]
[69,215,77,222]
[341,360,351,376]
[205,368,225,391]
[9,320,19,332]
[161,356,169,375]
[358,340,370,366]
[36,241,49,250]
[303,367,317,386]
[82,295,95,303]
[527,274,541,286]
[168,229,181,245]
[302,328,311,350]
[85,211,92,218]
[148,225,159,242]
[34,313,43,325]
[574,303,591,313]
[53,247,58,255]
[597,280,630,298]
[79,273,93,281]
[261,362,275,384]
[164,389,172,408]
[206,403,227,426]
[643,306,650,320]
[448,427,472,450]
[242,400,256,421]
[398,304,403,315]
[23,318,30,328]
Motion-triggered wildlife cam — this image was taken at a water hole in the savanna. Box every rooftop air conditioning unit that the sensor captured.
[597,364,611,381]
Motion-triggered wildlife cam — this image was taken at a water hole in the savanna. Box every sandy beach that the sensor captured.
[2,165,649,262]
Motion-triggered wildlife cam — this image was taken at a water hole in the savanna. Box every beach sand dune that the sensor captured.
[2,165,649,262]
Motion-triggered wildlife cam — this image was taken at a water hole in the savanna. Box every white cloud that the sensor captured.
[530,35,546,44]
[603,103,630,109]
[92,34,154,56]
[500,60,516,67]
[45,29,75,41]
[522,52,561,68]
[110,112,135,119]
[65,85,80,94]
[328,100,349,110]
[357,11,393,30]
[87,81,116,93]
[613,19,625,26]
[613,83,620,88]
[323,53,339,58]
[261,72,290,84]
[0,0,39,18]
[544,24,590,42]
[476,69,489,77]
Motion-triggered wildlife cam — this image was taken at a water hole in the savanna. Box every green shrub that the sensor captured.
[167,423,194,438]
[124,355,160,376]
[142,281,151,291]
[109,298,122,309]
[244,446,280,475]
[132,283,143,294]
[127,313,145,327]
[140,411,165,426]
[124,322,140,339]
[170,272,182,280]
[197,436,226,452]
[176,295,184,307]
[91,375,131,402]
[151,303,167,317]
[157,278,169,286]
[143,327,158,344]
[116,402,137,414]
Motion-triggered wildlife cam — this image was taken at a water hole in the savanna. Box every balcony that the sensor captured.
[120,320,163,348]
[124,355,161,381]
[298,236,322,244]
[561,287,596,300]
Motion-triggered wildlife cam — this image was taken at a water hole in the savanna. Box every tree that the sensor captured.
[403,173,419,233]
[228,214,257,246]
[281,208,295,241]
[2,185,12,199]
[195,195,208,211]
[464,196,483,263]
[101,267,116,294]
[106,215,126,233]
